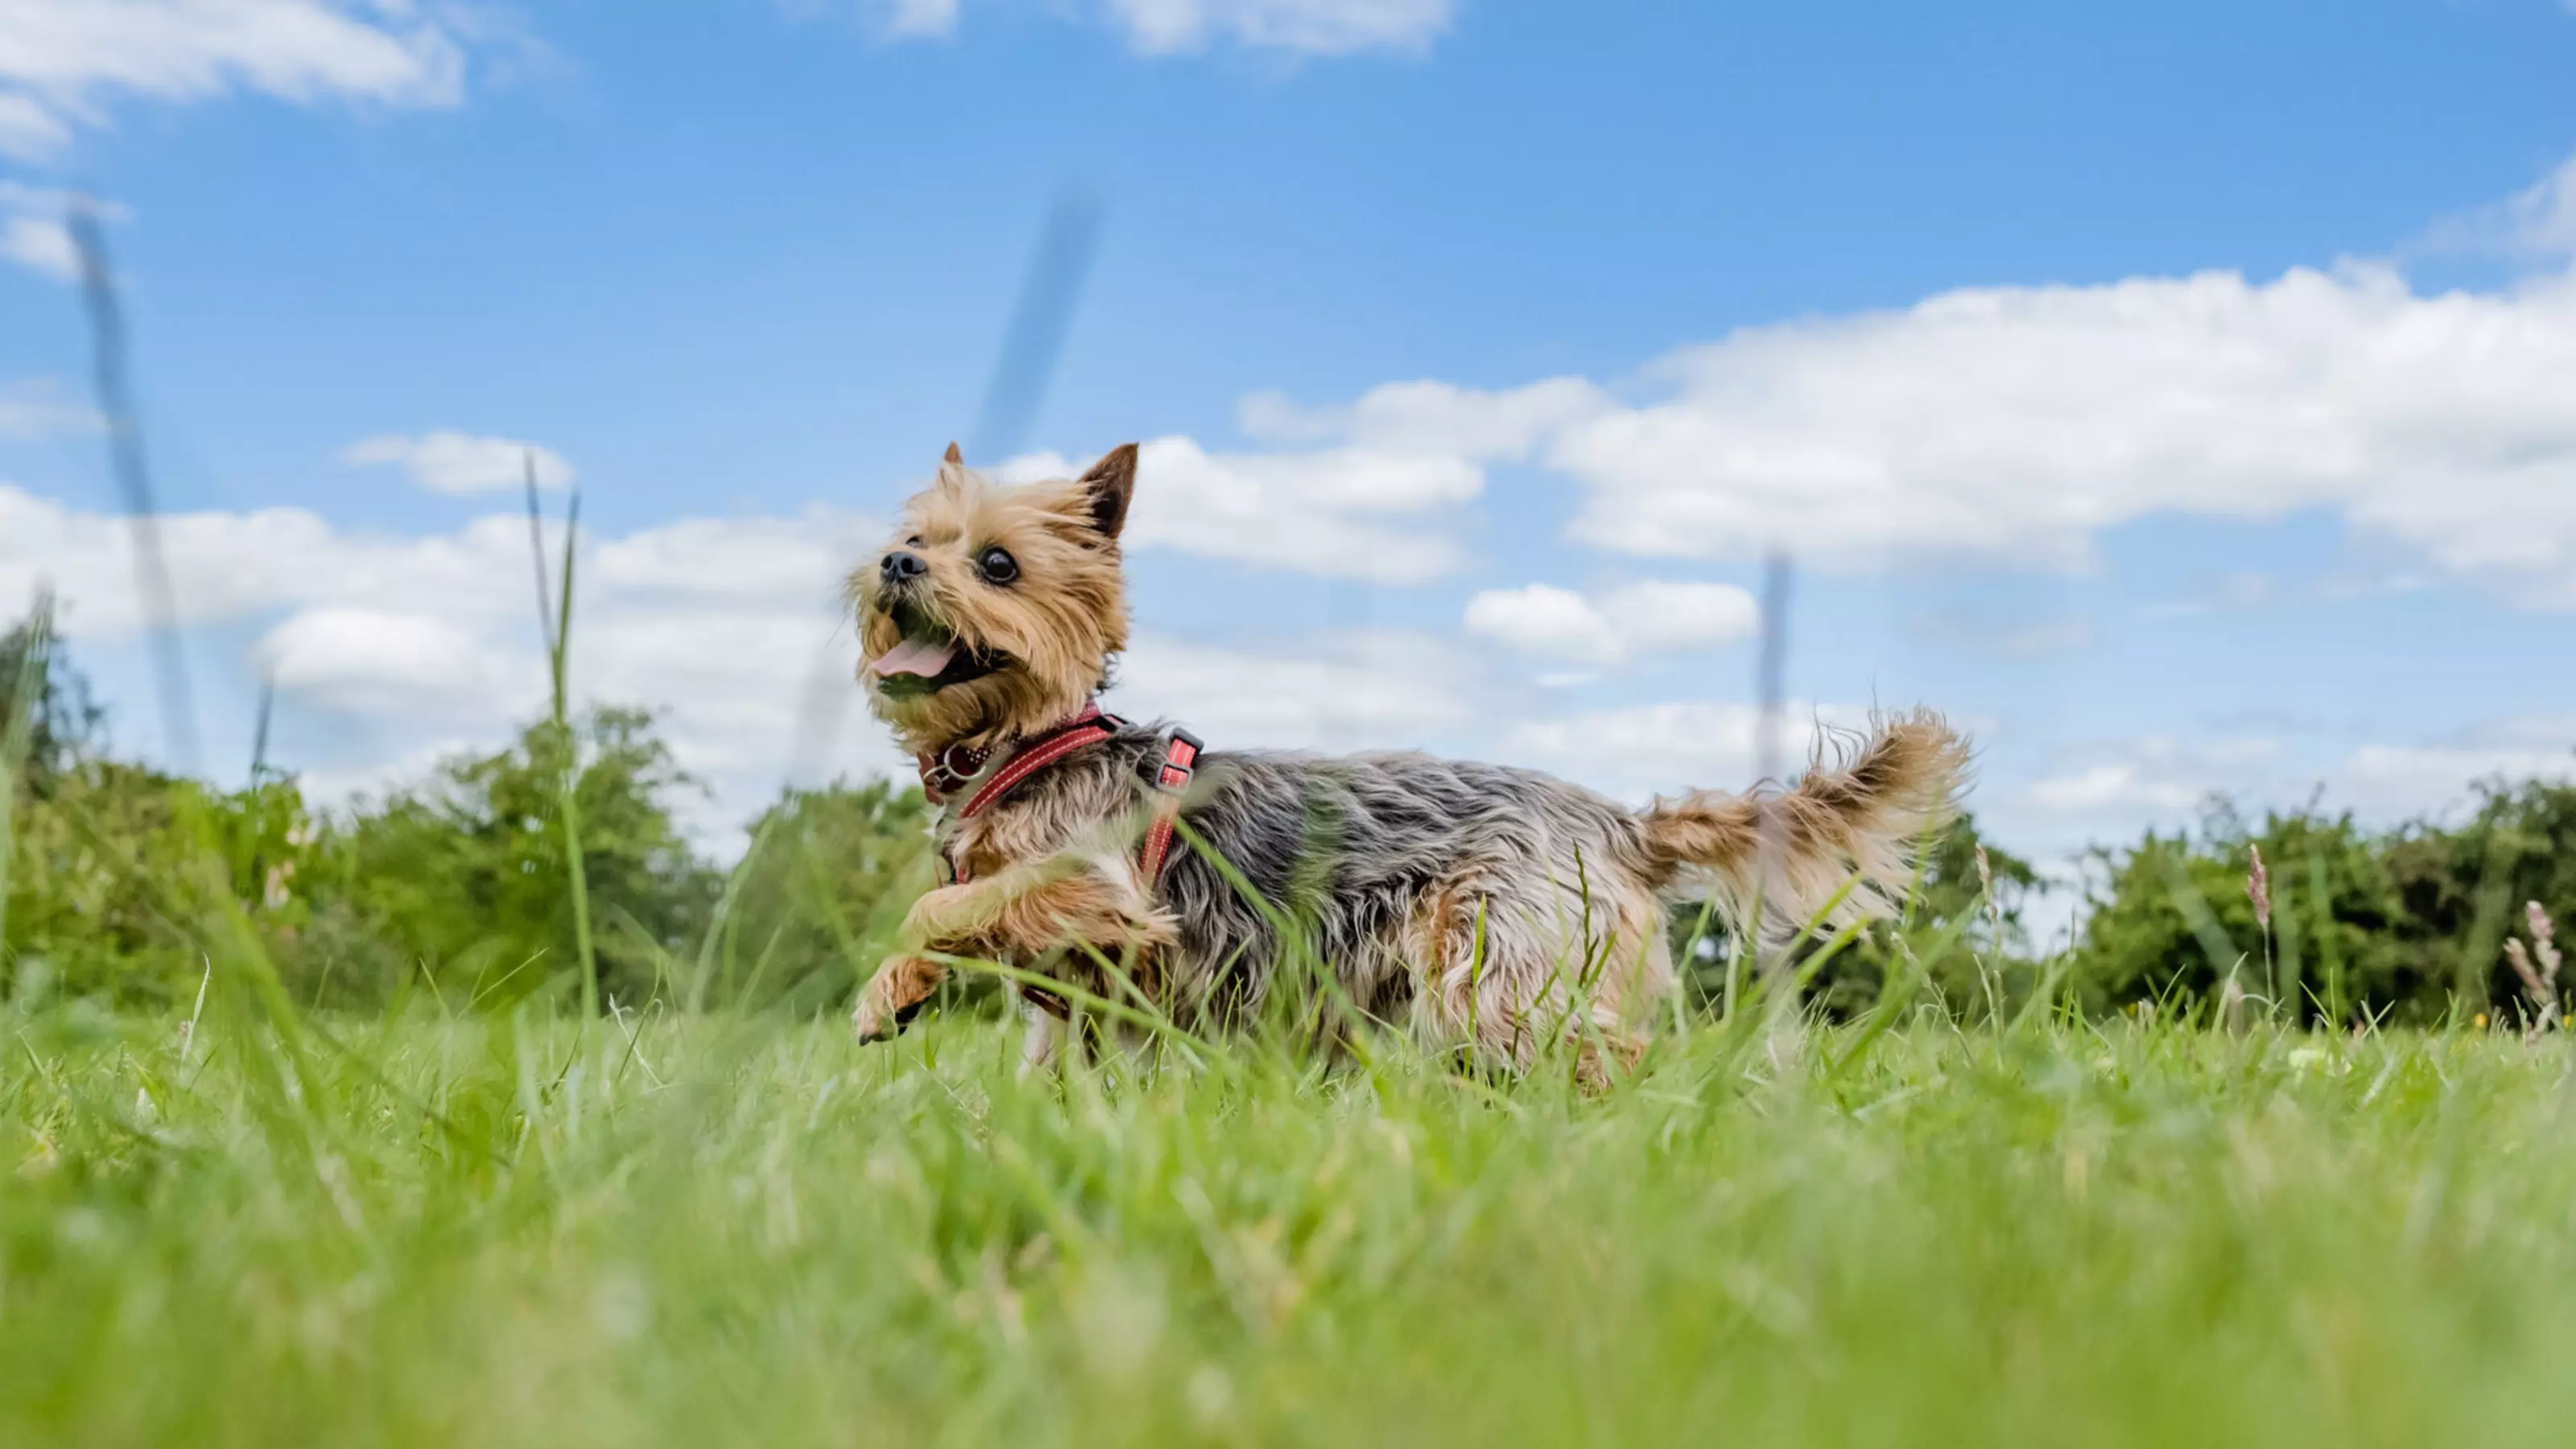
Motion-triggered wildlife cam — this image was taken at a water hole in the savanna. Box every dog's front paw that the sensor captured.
[853,954,947,1042]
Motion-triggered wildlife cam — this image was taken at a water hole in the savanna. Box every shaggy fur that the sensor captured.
[850,446,1968,1083]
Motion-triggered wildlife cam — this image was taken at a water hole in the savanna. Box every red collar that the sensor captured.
[916,702,1108,808]
[919,703,1203,886]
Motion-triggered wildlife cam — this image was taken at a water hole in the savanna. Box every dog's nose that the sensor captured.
[881,550,928,583]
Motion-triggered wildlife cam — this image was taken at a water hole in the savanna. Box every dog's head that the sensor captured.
[852,443,1137,753]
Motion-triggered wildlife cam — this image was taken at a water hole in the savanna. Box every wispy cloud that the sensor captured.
[0,376,97,439]
[2422,152,2576,261]
[1001,437,1482,584]
[1464,580,1758,667]
[1103,0,1455,56]
[0,181,127,282]
[341,431,575,497]
[0,0,481,159]
[1909,608,2093,659]
[1189,149,2576,609]
[788,0,1457,56]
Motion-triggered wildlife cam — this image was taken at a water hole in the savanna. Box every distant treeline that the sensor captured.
[2,612,935,1013]
[6,611,2571,1025]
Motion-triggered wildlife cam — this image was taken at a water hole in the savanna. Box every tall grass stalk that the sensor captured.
[0,588,51,961]
[526,455,601,1018]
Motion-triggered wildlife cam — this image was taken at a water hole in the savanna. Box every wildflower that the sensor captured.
[2475,1013,2491,1030]
[2506,902,2565,1022]
[2246,844,2271,933]
[2506,939,2549,1006]
[2527,901,2562,984]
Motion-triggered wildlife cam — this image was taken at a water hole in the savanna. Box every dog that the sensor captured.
[848,443,1967,1083]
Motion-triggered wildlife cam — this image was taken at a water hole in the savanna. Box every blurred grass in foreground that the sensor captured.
[6,1006,2574,1447]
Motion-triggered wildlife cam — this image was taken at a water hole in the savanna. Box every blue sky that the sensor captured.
[5,0,2576,906]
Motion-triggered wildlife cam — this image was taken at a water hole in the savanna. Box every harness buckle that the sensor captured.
[1150,727,1202,796]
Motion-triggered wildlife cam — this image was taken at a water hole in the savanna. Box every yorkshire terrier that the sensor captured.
[848,443,1967,1082]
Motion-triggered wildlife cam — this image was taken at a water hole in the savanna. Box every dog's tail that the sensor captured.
[1638,710,1968,943]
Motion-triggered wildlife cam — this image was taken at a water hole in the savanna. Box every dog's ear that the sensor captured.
[936,442,969,494]
[1080,444,1139,540]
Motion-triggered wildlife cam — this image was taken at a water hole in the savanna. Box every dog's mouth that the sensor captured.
[869,601,1005,697]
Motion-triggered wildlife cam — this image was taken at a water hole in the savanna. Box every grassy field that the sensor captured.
[7,996,2576,1448]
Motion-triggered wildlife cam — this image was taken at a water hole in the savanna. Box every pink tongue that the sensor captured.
[872,636,959,679]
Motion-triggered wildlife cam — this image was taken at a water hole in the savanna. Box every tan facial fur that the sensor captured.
[852,444,1137,757]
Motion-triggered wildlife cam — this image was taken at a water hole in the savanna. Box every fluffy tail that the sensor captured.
[1639,710,1969,942]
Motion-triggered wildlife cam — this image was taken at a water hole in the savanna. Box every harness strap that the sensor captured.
[956,708,1113,823]
[927,705,1202,890]
[1137,729,1200,879]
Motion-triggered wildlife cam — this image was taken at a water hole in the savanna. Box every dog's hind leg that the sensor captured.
[1404,878,1668,1090]
[1018,998,1069,1077]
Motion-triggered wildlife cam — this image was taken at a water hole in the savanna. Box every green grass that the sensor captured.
[9,1004,2576,1447]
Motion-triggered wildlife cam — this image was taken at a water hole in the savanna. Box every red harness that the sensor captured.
[917,704,1202,886]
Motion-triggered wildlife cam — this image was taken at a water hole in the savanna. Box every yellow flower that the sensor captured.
[2475,1013,2491,1030]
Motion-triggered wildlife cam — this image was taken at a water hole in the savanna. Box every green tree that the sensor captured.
[1,611,103,795]
[2070,805,2421,1024]
[719,778,939,1012]
[316,708,720,1010]
[2380,778,2576,1019]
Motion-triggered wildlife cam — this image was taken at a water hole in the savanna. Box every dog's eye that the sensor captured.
[906,535,925,548]
[977,546,1019,585]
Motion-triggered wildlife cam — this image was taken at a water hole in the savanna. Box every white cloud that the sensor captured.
[1170,153,2576,608]
[341,431,575,496]
[886,0,960,38]
[2008,720,2576,850]
[776,0,960,41]
[1111,629,1476,750]
[2425,152,2576,262]
[0,0,473,159]
[1464,579,1757,665]
[985,380,1613,584]
[0,182,127,283]
[1909,607,2091,659]
[2021,736,2281,820]
[787,0,1452,56]
[0,89,68,155]
[2024,762,2208,817]
[0,481,894,836]
[0,204,70,278]
[1239,376,1611,456]
[1007,436,1482,584]
[0,376,95,438]
[0,481,1489,840]
[1497,701,1868,803]
[257,605,524,713]
[1463,583,1596,661]
[2332,716,2576,820]
[1100,0,1452,56]
[1546,262,2576,596]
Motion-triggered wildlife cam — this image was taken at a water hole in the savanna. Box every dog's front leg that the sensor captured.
[852,952,946,1042]
[849,879,1009,1043]
[900,878,1009,946]
[857,865,1173,1044]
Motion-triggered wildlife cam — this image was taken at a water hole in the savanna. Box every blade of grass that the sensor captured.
[0,588,51,960]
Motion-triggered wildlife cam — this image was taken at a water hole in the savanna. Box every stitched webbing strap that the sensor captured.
[956,705,1112,823]
[1137,729,1201,881]
[935,707,1202,889]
